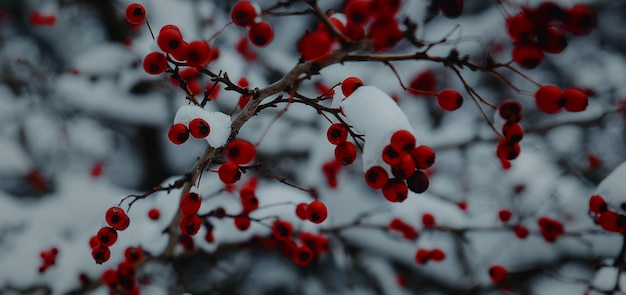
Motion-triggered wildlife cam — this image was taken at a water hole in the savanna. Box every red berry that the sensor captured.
[105,206,130,231]
[341,77,364,97]
[295,203,308,220]
[538,27,568,54]
[179,214,202,236]
[234,215,251,230]
[498,100,523,123]
[415,248,430,264]
[124,247,143,264]
[298,31,333,62]
[334,141,357,166]
[231,1,258,27]
[218,162,242,184]
[538,216,564,242]
[306,200,328,224]
[89,236,99,249]
[382,179,408,202]
[589,195,607,214]
[563,88,588,112]
[272,220,293,241]
[390,130,416,153]
[370,0,400,19]
[422,213,436,228]
[409,70,437,95]
[429,248,446,261]
[489,265,508,284]
[143,52,167,75]
[406,170,429,194]
[96,227,118,247]
[506,13,535,42]
[502,122,524,143]
[564,4,596,36]
[535,85,564,114]
[101,269,119,288]
[225,139,256,165]
[125,3,146,25]
[513,225,529,239]
[185,40,212,67]
[180,192,202,215]
[498,209,512,223]
[410,145,436,170]
[364,166,389,190]
[382,145,401,166]
[438,0,464,18]
[157,27,185,56]
[368,18,403,52]
[512,43,543,69]
[322,159,342,188]
[248,21,274,47]
[292,245,313,266]
[327,123,349,145]
[392,154,416,179]
[188,118,211,139]
[496,140,521,161]
[344,0,372,25]
[167,123,190,145]
[437,89,463,111]
[91,244,111,264]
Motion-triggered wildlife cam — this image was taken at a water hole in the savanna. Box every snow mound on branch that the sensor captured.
[334,86,415,171]
[593,160,626,206]
[174,105,231,148]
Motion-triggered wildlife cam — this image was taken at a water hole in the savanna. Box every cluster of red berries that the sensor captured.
[507,2,596,68]
[534,85,588,114]
[91,206,130,264]
[496,100,524,167]
[365,130,435,202]
[265,231,328,266]
[415,248,446,264]
[29,11,56,26]
[389,218,418,240]
[100,246,144,295]
[537,216,564,243]
[589,195,626,233]
[295,200,329,224]
[232,178,260,231]
[38,247,58,273]
[231,1,274,47]
[341,0,405,52]
[167,117,211,145]
[327,123,357,166]
[179,192,203,236]
[217,139,256,185]
[489,265,508,284]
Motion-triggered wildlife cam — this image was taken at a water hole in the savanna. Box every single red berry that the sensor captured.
[392,154,417,179]
[512,43,544,69]
[564,4,596,36]
[506,13,535,42]
[382,179,408,202]
[188,118,211,139]
[334,141,357,166]
[231,1,258,27]
[535,85,564,114]
[157,27,184,55]
[588,154,602,170]
[364,166,389,190]
[438,0,464,18]
[89,236,99,249]
[124,247,143,264]
[411,145,436,170]
[147,208,160,220]
[125,3,146,25]
[345,20,366,41]
[272,220,293,241]
[422,213,436,228]
[185,40,212,67]
[382,145,401,166]
[429,248,446,261]
[91,244,111,264]
[406,170,429,194]
[538,27,568,54]
[298,31,333,62]
[458,201,468,211]
[437,89,463,111]
[341,77,364,97]
[370,0,400,19]
[563,88,588,112]
[96,227,118,247]
[105,206,130,231]
[344,0,372,25]
[513,225,529,239]
[101,269,119,288]
[295,203,308,220]
[292,245,313,266]
[142,52,167,75]
[248,21,274,47]
[390,130,416,153]
[218,162,242,184]
[498,100,523,123]
[234,215,251,230]
[322,159,342,188]
[496,140,521,161]
[167,123,190,145]
[117,261,136,279]
[498,209,512,223]
[368,18,403,52]
[502,122,524,143]
[415,248,430,264]
[179,214,202,236]
[589,195,607,214]
[180,192,202,215]
[409,70,437,95]
[306,200,328,224]
[489,265,508,284]
[225,139,256,165]
[327,123,349,145]
[240,192,259,213]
